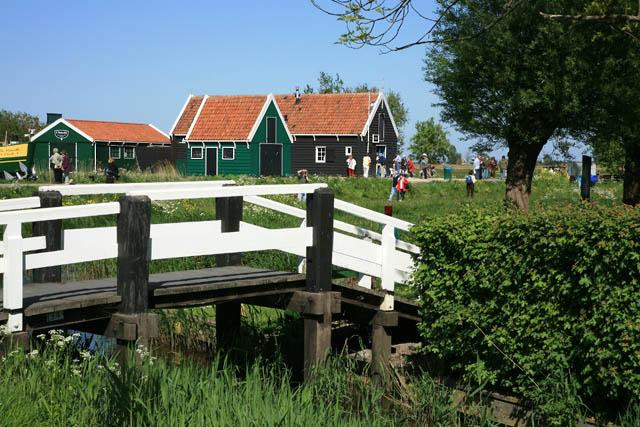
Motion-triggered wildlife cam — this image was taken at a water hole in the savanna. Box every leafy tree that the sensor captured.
[409,118,460,163]
[0,110,42,144]
[307,73,409,150]
[424,1,584,211]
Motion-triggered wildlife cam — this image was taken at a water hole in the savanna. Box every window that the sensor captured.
[266,117,276,143]
[109,146,121,159]
[221,147,235,160]
[315,146,326,163]
[345,146,353,156]
[372,134,379,143]
[123,147,135,159]
[191,146,203,159]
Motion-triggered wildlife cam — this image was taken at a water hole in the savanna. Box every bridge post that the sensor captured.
[215,195,243,351]
[303,187,334,379]
[32,190,62,283]
[372,224,399,386]
[108,195,158,361]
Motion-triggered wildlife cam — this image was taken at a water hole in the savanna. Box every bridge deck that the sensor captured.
[0,266,419,331]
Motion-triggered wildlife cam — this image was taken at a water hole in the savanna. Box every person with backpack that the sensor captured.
[466,169,477,197]
[396,173,409,201]
[105,158,119,183]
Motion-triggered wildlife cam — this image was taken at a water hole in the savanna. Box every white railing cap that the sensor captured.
[0,197,40,212]
[129,183,328,200]
[0,202,120,225]
[38,180,236,196]
[334,199,414,231]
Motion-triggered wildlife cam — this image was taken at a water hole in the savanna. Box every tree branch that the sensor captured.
[540,12,640,23]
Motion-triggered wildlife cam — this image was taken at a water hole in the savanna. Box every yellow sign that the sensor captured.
[0,144,29,159]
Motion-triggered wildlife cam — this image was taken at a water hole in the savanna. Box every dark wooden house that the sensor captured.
[275,92,399,175]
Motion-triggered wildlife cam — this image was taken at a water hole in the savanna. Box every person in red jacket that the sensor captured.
[395,173,409,201]
[407,156,416,177]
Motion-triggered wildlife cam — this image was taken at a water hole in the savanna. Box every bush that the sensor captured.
[411,205,640,421]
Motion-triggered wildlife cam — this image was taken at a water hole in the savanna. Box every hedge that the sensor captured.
[411,205,640,420]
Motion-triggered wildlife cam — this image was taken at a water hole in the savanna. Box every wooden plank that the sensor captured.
[286,291,341,315]
[31,191,63,282]
[38,180,236,196]
[0,196,40,212]
[0,202,120,224]
[334,199,413,231]
[129,183,328,201]
[117,195,151,314]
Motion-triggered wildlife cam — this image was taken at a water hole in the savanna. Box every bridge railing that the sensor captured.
[1,182,416,331]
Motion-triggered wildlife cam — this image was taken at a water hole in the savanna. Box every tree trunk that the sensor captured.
[505,142,544,211]
[623,143,640,206]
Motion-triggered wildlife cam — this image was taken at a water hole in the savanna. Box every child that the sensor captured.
[396,173,409,201]
[466,169,476,197]
[388,172,400,201]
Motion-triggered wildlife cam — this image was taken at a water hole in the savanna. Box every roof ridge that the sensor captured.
[67,118,151,126]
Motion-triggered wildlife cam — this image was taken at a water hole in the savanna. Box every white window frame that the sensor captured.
[221,146,235,160]
[109,146,121,159]
[315,146,326,163]
[123,146,135,159]
[372,134,380,143]
[191,146,203,159]
[345,146,353,156]
[376,145,387,158]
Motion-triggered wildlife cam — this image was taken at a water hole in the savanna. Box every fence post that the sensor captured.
[372,223,399,385]
[304,187,334,379]
[107,195,157,361]
[2,222,26,335]
[215,195,243,351]
[581,155,592,201]
[32,190,62,283]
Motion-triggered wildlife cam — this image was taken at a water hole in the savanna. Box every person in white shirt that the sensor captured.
[48,148,63,183]
[473,155,482,180]
[347,155,357,177]
[362,153,371,177]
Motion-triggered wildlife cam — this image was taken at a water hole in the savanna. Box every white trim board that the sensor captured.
[185,95,208,141]
[360,92,399,139]
[31,118,95,143]
[170,94,193,136]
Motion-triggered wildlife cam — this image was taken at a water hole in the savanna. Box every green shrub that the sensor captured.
[411,205,640,421]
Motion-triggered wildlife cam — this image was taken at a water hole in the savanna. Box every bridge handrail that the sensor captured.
[334,199,413,231]
[244,195,419,254]
[128,183,328,200]
[38,180,236,196]
[0,202,120,224]
[0,197,41,212]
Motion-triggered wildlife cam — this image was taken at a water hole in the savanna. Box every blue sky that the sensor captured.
[2,0,497,158]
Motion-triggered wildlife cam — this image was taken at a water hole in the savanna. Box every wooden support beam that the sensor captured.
[215,195,243,350]
[32,191,62,283]
[286,291,341,315]
[371,310,398,386]
[303,188,335,379]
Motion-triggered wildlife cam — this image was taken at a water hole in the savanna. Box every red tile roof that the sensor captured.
[67,119,169,144]
[275,92,377,135]
[173,96,204,135]
[187,95,268,141]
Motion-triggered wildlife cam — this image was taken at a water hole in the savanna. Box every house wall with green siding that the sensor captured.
[183,100,292,176]
[32,122,93,172]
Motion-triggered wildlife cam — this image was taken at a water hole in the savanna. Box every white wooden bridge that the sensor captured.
[0,181,420,378]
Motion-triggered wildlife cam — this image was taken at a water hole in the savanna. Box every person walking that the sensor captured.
[420,154,429,178]
[388,172,400,201]
[346,155,357,177]
[105,158,119,183]
[297,169,309,202]
[61,150,72,184]
[473,155,482,180]
[407,156,415,177]
[362,153,371,178]
[466,169,476,197]
[377,153,386,177]
[396,173,409,201]
[482,156,489,179]
[393,154,402,174]
[49,148,63,183]
[499,155,508,179]
[489,157,497,178]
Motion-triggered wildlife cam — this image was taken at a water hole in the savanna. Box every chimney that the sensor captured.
[294,86,300,103]
[47,113,62,125]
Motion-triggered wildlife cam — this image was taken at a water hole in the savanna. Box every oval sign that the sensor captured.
[54,130,69,141]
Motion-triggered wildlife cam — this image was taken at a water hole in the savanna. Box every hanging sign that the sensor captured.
[54,130,69,141]
[0,144,29,159]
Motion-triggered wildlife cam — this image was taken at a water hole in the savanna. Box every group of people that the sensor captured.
[48,148,73,184]
[348,152,436,179]
[472,154,508,180]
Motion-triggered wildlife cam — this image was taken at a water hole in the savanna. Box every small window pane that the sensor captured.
[267,117,276,143]
[222,147,235,160]
[123,147,135,159]
[345,146,352,156]
[109,146,121,159]
[191,147,203,159]
[315,146,326,163]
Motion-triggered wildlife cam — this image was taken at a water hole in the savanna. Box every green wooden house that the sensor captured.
[170,94,292,176]
[31,115,170,173]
